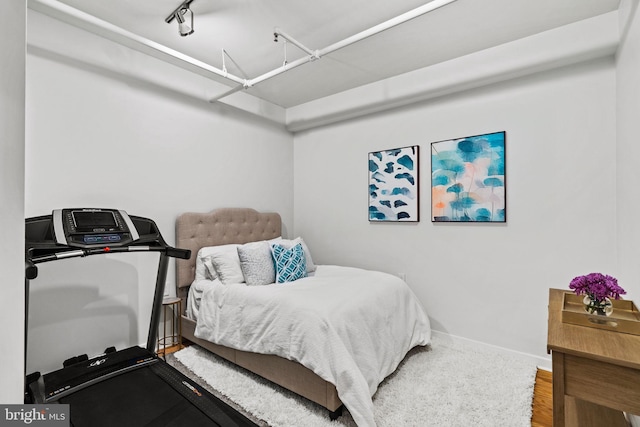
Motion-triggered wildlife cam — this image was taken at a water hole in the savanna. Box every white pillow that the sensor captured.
[277,237,316,273]
[195,246,221,281]
[238,241,276,286]
[206,244,245,285]
[186,278,218,320]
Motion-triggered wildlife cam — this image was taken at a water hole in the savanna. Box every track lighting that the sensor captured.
[176,7,194,36]
[165,0,195,37]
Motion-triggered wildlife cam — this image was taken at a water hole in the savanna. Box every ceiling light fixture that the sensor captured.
[165,0,195,37]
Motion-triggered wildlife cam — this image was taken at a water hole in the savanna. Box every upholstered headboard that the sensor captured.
[174,208,281,300]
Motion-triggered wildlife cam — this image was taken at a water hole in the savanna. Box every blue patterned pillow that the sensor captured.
[271,243,307,283]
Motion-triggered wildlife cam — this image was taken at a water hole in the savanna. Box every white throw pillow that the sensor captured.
[277,237,316,273]
[195,246,221,281]
[206,244,244,284]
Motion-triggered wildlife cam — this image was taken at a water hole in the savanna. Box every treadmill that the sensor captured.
[24,208,257,427]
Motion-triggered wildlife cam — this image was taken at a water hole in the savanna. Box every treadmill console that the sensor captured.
[53,209,140,248]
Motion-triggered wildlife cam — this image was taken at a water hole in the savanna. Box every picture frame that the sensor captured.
[431,131,506,222]
[368,145,419,222]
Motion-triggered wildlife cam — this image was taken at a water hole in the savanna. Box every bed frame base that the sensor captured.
[181,315,343,418]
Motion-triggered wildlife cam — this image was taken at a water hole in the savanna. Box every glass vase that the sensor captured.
[583,295,613,316]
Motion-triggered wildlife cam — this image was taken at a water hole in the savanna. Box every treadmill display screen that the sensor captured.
[73,211,118,231]
[50,208,141,248]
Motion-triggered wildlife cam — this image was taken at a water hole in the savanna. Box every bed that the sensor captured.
[174,208,431,427]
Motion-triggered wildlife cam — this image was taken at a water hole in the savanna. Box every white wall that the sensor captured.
[617,0,640,314]
[24,12,294,374]
[0,0,26,404]
[616,1,640,420]
[293,57,617,364]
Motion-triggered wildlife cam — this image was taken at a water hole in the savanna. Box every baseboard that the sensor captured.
[431,330,552,371]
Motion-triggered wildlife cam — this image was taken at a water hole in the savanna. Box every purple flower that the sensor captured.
[569,272,626,302]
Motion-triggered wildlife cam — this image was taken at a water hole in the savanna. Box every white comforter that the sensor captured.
[192,265,431,427]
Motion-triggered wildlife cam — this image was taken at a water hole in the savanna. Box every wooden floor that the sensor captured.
[531,368,553,427]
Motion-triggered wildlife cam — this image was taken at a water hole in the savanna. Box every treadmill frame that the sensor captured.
[24,211,190,403]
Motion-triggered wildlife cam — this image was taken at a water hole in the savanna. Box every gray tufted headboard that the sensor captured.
[174,208,281,301]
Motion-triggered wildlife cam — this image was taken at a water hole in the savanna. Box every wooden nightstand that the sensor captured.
[157,296,183,359]
[547,288,640,426]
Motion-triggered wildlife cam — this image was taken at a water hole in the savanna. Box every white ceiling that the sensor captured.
[50,0,620,108]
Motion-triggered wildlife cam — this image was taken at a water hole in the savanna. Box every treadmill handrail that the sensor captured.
[27,245,190,265]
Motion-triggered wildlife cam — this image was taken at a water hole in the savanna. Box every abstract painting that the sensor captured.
[431,131,506,222]
[368,145,419,222]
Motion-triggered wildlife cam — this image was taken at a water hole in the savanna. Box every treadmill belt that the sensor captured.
[59,361,257,427]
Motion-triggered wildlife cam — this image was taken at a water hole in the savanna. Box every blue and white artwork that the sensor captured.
[431,131,506,222]
[368,145,419,222]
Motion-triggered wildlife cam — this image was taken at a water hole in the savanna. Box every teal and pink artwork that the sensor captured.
[368,145,419,222]
[431,131,506,222]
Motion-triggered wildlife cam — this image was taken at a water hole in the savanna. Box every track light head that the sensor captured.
[175,7,194,36]
[165,0,195,37]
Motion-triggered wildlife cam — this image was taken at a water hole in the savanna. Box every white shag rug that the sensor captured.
[171,334,537,427]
